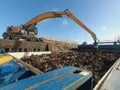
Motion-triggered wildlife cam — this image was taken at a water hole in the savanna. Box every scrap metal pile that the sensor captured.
[21,51,119,86]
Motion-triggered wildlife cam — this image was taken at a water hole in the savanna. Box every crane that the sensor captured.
[2,9,97,44]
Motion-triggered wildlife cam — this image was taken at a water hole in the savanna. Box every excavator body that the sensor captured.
[7,26,21,33]
[3,25,38,41]
[2,9,97,44]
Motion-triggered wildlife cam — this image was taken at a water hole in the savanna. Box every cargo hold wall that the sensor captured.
[0,39,78,52]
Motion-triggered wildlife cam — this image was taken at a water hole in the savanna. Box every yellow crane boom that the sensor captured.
[24,10,97,44]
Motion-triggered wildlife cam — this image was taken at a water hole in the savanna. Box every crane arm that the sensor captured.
[24,12,67,28]
[24,10,97,44]
[65,10,97,44]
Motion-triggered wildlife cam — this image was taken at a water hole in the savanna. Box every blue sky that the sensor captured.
[0,0,120,44]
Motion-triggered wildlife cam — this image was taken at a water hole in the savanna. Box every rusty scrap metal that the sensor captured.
[21,51,119,87]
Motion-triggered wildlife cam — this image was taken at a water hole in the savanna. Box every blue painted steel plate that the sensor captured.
[0,66,92,90]
[0,59,35,87]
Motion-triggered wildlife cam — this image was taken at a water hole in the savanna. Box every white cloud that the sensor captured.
[52,8,58,11]
[62,19,69,26]
[75,40,80,43]
[100,33,119,41]
[101,26,108,31]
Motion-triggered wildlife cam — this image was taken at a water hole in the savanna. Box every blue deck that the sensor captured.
[0,66,92,90]
[0,59,36,87]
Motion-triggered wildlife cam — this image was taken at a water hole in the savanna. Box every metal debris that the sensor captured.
[21,51,119,87]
